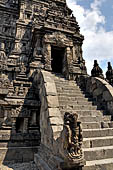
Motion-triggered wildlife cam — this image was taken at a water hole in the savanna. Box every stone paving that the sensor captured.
[0,162,37,170]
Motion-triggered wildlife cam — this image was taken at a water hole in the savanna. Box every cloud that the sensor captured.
[66,0,113,75]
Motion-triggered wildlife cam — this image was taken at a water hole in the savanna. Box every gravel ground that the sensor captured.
[0,162,38,170]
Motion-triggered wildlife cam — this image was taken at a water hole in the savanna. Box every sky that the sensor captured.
[66,0,113,75]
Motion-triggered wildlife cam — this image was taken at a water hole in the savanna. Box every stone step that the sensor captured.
[59,100,93,106]
[54,78,74,82]
[55,83,79,87]
[58,93,91,101]
[53,75,67,78]
[58,92,91,99]
[83,158,113,170]
[57,89,83,95]
[57,91,83,96]
[54,78,75,82]
[57,92,85,97]
[79,115,111,123]
[60,110,103,117]
[83,128,113,138]
[82,122,101,129]
[54,78,113,169]
[83,145,113,161]
[57,93,83,98]
[55,83,77,88]
[16,77,28,81]
[79,116,101,122]
[58,93,93,101]
[55,85,79,89]
[59,105,97,110]
[16,74,27,78]
[54,79,70,83]
[83,136,113,148]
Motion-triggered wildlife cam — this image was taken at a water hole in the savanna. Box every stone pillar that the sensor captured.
[66,46,72,79]
[32,34,44,68]
[66,47,72,65]
[0,42,7,64]
[62,48,68,79]
[73,44,82,63]
[12,118,16,134]
[23,118,28,133]
[19,1,26,21]
[72,46,77,62]
[44,44,52,71]
[32,110,37,125]
[79,45,83,61]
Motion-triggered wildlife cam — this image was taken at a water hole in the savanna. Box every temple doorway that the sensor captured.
[51,46,65,73]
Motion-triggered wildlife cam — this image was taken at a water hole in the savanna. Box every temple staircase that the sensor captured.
[53,74,113,170]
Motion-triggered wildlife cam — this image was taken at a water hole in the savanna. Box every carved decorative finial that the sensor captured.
[62,112,83,161]
[91,60,104,79]
[106,62,113,85]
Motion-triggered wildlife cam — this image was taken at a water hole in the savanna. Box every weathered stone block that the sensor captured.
[91,83,97,91]
[49,117,63,125]
[48,108,61,117]
[93,88,103,96]
[43,76,54,83]
[47,96,59,108]
[52,125,63,133]
[45,82,57,96]
[103,91,112,101]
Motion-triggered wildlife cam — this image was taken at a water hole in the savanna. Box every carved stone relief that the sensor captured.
[61,112,83,161]
[11,107,30,118]
[43,32,73,47]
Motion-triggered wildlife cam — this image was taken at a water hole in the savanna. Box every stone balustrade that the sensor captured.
[77,75,113,116]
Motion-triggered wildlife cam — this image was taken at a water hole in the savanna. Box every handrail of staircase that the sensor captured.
[76,75,113,116]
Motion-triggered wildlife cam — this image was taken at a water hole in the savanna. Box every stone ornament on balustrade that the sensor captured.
[106,62,113,86]
[91,60,104,79]
[63,112,83,161]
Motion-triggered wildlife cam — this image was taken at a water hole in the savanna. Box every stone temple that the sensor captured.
[0,0,113,170]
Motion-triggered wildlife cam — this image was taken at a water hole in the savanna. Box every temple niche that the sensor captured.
[0,0,87,167]
[33,27,86,79]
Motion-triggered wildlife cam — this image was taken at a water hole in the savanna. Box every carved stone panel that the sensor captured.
[43,32,73,47]
[11,107,30,118]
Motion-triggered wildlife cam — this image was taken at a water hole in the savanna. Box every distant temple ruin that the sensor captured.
[0,0,113,170]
